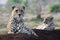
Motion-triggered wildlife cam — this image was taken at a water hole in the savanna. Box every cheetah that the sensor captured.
[7,6,38,37]
[36,15,55,30]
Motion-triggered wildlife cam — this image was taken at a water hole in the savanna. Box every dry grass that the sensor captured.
[0,13,60,34]
[0,7,60,34]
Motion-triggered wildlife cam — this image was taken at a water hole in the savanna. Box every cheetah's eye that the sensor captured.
[20,9,23,12]
[46,19,48,21]
[15,10,18,13]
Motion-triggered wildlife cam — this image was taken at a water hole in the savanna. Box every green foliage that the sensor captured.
[0,23,7,29]
[58,0,60,2]
[21,0,28,7]
[48,4,60,13]
[8,0,22,3]
[8,0,28,7]
[30,18,43,22]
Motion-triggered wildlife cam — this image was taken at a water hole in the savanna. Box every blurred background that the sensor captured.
[0,0,60,34]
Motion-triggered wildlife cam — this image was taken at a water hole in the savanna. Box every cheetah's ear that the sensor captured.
[20,6,25,12]
[22,6,25,10]
[12,6,16,10]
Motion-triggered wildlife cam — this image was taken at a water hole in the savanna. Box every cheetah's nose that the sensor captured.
[19,14,21,17]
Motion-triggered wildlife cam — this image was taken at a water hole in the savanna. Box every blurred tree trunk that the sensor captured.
[36,0,48,18]
[37,6,42,18]
[36,1,42,19]
[37,14,41,18]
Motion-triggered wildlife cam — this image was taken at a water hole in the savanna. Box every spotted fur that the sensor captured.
[7,6,38,37]
[36,16,55,30]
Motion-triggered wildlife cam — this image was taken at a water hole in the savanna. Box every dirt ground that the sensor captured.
[0,29,60,40]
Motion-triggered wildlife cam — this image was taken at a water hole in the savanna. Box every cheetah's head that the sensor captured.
[43,16,54,24]
[12,6,25,17]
